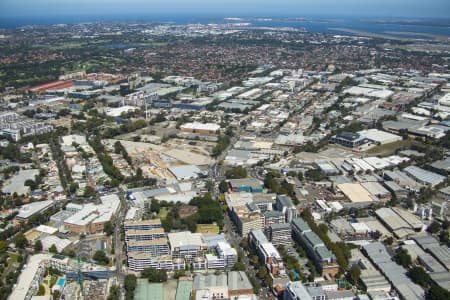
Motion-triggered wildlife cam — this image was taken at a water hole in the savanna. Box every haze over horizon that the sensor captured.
[1,0,449,21]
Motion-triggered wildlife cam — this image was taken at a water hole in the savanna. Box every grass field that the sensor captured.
[196,223,220,235]
[1,252,19,282]
[366,140,413,156]
[157,208,169,220]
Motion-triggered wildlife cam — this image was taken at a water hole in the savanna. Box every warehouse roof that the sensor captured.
[430,157,450,172]
[358,129,402,144]
[375,208,407,230]
[337,183,379,203]
[228,271,253,291]
[427,245,450,270]
[17,200,55,220]
[383,170,422,189]
[168,165,203,180]
[180,122,220,132]
[430,272,450,291]
[316,245,334,261]
[194,274,227,289]
[411,234,440,248]
[229,178,263,189]
[175,281,193,300]
[404,166,446,186]
[383,180,406,193]
[361,182,390,197]
[391,207,423,229]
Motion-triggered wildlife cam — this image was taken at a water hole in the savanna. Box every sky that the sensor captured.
[1,0,449,20]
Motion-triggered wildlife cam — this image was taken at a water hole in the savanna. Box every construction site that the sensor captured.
[111,139,213,181]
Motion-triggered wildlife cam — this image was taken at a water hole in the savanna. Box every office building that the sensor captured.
[291,218,339,277]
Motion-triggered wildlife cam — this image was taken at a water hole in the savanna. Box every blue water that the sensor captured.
[57,278,66,287]
[0,14,449,37]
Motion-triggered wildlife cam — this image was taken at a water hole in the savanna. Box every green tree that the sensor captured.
[219,180,229,193]
[49,244,58,253]
[13,233,28,249]
[37,285,45,296]
[427,221,441,234]
[225,166,247,179]
[232,261,246,271]
[0,240,8,253]
[141,267,167,282]
[239,237,249,250]
[150,199,160,213]
[84,186,97,198]
[104,221,114,236]
[107,285,120,300]
[34,240,43,253]
[93,250,109,265]
[69,182,79,194]
[349,264,361,285]
[24,179,37,191]
[393,248,412,268]
[408,267,430,287]
[124,274,137,300]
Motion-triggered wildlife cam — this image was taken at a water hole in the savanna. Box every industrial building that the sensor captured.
[330,132,366,148]
[350,249,391,293]
[336,183,379,207]
[180,122,220,134]
[403,166,446,188]
[374,207,423,239]
[228,178,264,193]
[358,129,402,145]
[193,271,254,299]
[168,165,205,181]
[362,242,425,300]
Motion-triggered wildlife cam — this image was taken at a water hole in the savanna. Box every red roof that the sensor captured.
[29,80,74,92]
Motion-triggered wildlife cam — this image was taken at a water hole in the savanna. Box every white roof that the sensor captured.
[155,191,197,204]
[65,194,120,226]
[125,207,139,220]
[329,201,344,212]
[40,235,72,252]
[9,254,53,300]
[17,200,54,220]
[351,222,371,233]
[35,225,58,235]
[61,134,87,146]
[358,129,402,144]
[260,242,281,260]
[180,122,220,131]
[168,165,203,180]
[105,105,138,117]
[168,231,204,251]
[363,157,391,170]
